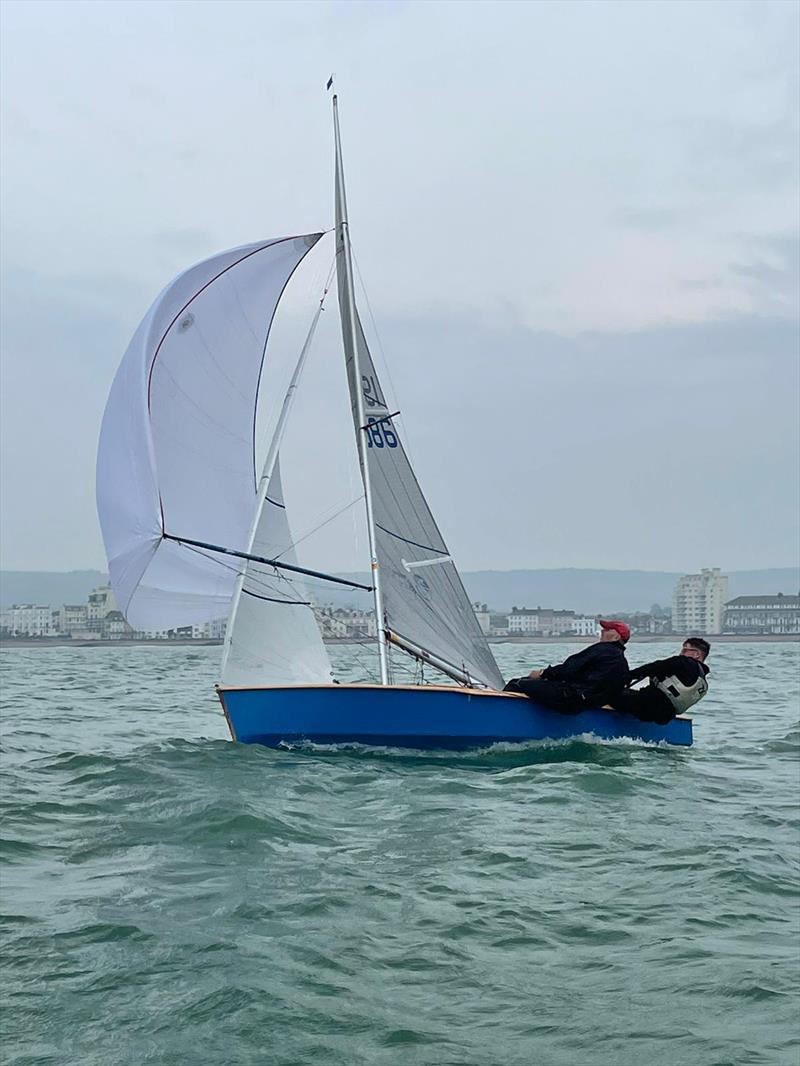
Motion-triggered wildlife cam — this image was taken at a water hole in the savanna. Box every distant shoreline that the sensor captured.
[1,633,798,649]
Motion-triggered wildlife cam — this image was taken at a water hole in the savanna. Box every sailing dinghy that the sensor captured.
[96,95,692,750]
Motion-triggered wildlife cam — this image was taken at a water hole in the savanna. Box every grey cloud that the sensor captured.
[730,232,800,314]
[681,116,799,192]
[1,0,798,573]
[276,307,800,574]
[615,207,684,231]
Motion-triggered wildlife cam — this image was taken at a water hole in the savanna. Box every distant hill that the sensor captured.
[318,567,800,614]
[2,566,798,614]
[460,568,800,614]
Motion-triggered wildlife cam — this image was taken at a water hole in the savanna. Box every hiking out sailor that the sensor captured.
[503,620,630,713]
[607,637,710,724]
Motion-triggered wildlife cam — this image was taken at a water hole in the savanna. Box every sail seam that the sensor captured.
[146,236,309,415]
[375,523,448,556]
[144,232,323,534]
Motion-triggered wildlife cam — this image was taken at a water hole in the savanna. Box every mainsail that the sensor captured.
[220,456,333,687]
[332,101,503,690]
[96,233,322,631]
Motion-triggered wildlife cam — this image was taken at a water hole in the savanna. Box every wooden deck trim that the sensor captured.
[215,682,521,698]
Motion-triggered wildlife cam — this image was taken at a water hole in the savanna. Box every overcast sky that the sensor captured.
[1,0,798,575]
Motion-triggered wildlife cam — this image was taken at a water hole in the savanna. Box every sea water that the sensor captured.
[1,641,798,1066]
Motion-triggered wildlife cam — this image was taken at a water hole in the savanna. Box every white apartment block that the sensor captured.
[571,617,599,637]
[0,604,57,637]
[672,568,728,635]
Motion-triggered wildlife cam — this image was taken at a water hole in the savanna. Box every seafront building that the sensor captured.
[6,576,797,641]
[508,607,577,636]
[87,585,118,627]
[506,608,600,638]
[0,604,57,638]
[315,607,377,639]
[672,568,728,635]
[472,604,491,636]
[55,603,90,636]
[724,594,800,635]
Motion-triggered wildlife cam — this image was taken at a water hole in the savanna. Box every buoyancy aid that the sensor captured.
[652,669,708,713]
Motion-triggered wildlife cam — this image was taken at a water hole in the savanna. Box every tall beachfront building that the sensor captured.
[672,568,729,635]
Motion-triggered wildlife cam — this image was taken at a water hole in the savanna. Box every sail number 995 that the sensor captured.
[366,417,398,448]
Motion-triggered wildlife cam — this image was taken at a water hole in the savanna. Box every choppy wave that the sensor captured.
[1,641,799,1065]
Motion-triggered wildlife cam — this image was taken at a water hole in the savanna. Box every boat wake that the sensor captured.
[275,732,681,766]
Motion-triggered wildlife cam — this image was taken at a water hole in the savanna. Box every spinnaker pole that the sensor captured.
[163,533,373,592]
[333,94,389,685]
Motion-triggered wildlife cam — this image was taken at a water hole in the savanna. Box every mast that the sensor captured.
[333,93,390,685]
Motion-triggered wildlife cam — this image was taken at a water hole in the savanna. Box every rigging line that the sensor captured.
[164,533,374,592]
[178,543,312,605]
[179,541,364,604]
[342,638,386,679]
[242,588,312,607]
[272,492,366,562]
[359,410,400,432]
[253,253,337,460]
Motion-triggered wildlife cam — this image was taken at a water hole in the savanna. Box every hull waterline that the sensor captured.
[216,684,693,749]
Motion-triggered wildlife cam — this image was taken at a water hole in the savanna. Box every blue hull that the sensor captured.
[217,685,693,749]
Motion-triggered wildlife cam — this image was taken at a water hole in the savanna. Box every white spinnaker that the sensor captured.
[220,457,332,686]
[96,234,322,631]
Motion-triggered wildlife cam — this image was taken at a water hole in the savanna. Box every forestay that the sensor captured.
[220,457,333,687]
[96,234,322,631]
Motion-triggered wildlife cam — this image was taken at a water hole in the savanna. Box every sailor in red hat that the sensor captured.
[503,619,630,712]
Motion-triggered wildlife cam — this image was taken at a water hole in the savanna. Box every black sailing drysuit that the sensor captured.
[503,640,629,713]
